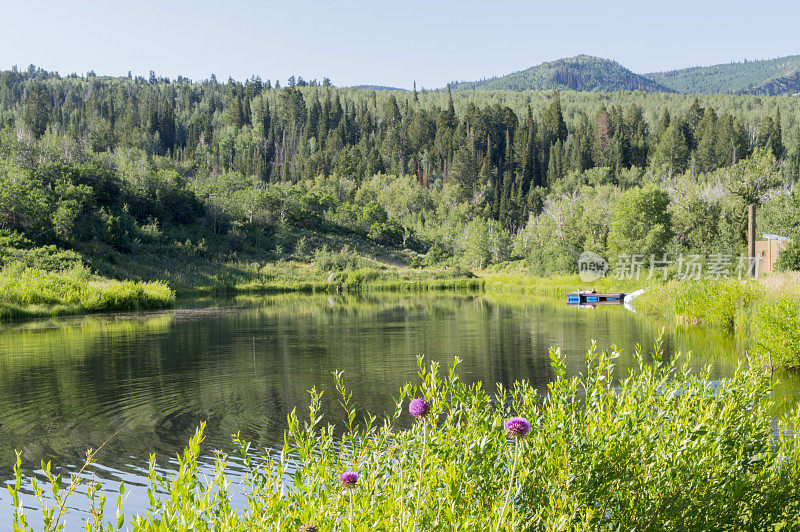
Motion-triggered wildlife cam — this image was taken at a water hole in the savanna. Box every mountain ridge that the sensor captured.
[644,55,800,94]
[445,54,800,96]
[449,55,672,93]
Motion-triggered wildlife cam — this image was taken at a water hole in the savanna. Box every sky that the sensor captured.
[1,0,800,89]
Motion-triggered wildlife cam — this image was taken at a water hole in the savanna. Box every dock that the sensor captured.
[567,290,626,306]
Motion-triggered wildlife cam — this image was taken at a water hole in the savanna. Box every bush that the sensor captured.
[313,244,363,273]
[0,163,51,235]
[10,345,800,529]
[776,238,800,272]
[368,220,404,247]
[342,268,381,291]
[0,231,84,271]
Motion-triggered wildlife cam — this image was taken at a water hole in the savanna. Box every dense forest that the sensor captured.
[449,56,671,93]
[1,65,799,285]
[450,55,800,96]
[647,55,800,95]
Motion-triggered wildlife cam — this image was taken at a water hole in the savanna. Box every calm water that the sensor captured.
[0,292,796,524]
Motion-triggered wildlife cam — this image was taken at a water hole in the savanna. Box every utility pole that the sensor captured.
[748,204,756,278]
[725,148,779,279]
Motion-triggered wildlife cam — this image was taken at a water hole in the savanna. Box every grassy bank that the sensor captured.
[0,264,174,320]
[10,347,800,530]
[182,263,485,296]
[636,274,800,368]
[0,259,488,321]
[482,262,654,296]
[0,254,658,322]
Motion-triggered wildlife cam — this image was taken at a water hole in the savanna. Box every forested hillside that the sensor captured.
[1,65,799,290]
[646,56,800,95]
[449,55,671,93]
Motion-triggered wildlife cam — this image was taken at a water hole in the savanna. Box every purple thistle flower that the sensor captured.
[505,416,531,440]
[408,397,430,419]
[298,525,318,532]
[340,470,359,489]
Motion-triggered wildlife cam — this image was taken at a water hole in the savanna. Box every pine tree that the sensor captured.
[23,83,50,139]
[543,91,568,145]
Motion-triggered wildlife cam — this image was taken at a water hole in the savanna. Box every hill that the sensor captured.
[350,85,407,91]
[645,56,800,95]
[449,55,672,93]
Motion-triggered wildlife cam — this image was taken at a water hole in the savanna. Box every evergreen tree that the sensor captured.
[653,122,690,174]
[23,83,50,139]
[542,91,567,145]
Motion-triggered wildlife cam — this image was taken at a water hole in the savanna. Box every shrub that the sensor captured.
[313,244,363,273]
[0,231,84,271]
[9,345,800,529]
[776,238,800,272]
[424,241,450,266]
[342,268,381,291]
[368,220,404,247]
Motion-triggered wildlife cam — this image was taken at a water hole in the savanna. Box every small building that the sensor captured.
[756,234,791,273]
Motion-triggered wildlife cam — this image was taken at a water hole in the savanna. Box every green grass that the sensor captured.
[637,279,764,330]
[0,259,486,321]
[635,277,800,368]
[482,262,655,296]
[0,264,174,319]
[752,296,800,369]
[11,345,800,530]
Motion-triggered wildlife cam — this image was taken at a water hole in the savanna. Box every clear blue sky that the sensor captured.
[1,0,799,89]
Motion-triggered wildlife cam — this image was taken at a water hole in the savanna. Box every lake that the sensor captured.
[0,292,794,524]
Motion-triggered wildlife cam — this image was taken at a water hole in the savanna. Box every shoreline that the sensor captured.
[4,266,798,370]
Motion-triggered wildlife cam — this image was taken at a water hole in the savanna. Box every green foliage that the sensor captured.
[0,231,83,271]
[0,67,796,288]
[312,245,364,273]
[639,279,764,330]
[462,218,490,269]
[776,239,800,271]
[0,163,51,235]
[607,185,672,258]
[752,296,800,368]
[726,147,780,205]
[10,347,800,529]
[0,264,175,318]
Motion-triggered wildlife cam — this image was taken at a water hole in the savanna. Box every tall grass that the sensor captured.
[637,278,763,330]
[752,296,800,369]
[0,264,174,319]
[483,271,655,297]
[10,343,800,530]
[636,277,800,368]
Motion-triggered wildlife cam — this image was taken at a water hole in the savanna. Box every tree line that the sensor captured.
[1,65,799,277]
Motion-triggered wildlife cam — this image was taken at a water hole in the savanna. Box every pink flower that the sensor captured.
[505,416,531,440]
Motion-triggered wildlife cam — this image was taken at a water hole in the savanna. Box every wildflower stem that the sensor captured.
[349,488,354,532]
[495,440,521,532]
[413,420,428,529]
[399,452,405,530]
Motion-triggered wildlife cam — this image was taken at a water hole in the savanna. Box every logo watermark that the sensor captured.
[575,252,759,281]
[578,251,609,282]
